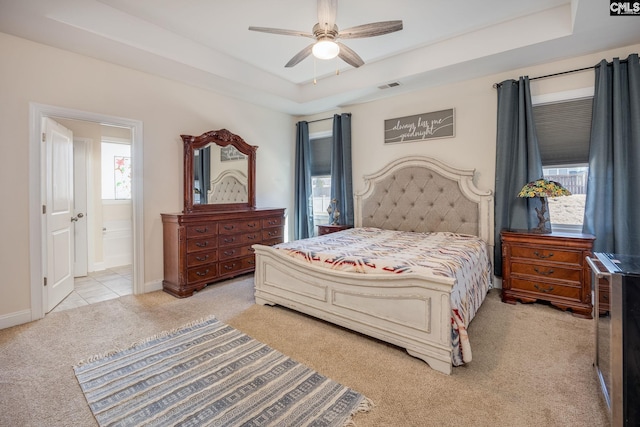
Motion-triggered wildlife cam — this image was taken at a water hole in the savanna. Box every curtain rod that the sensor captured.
[307,117,332,124]
[492,58,630,88]
[492,65,593,88]
[305,113,351,124]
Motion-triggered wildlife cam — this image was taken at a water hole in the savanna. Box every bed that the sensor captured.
[253,156,494,374]
[207,169,248,203]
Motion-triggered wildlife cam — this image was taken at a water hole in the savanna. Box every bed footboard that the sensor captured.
[253,244,455,374]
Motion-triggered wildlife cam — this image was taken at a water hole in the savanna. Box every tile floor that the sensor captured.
[50,265,133,313]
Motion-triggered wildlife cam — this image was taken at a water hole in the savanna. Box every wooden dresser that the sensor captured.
[501,230,595,318]
[162,208,285,298]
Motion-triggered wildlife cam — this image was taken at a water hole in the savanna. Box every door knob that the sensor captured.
[71,213,85,222]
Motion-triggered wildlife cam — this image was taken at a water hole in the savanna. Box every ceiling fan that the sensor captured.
[248,0,403,68]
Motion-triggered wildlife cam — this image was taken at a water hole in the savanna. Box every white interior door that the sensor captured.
[44,117,75,313]
[73,139,89,277]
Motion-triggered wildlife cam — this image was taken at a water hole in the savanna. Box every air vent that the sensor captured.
[378,82,401,90]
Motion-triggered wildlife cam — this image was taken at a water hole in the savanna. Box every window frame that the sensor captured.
[309,130,333,233]
[532,87,594,233]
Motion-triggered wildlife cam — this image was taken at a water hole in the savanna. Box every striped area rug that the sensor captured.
[73,316,372,427]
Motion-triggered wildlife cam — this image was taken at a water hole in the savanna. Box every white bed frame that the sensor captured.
[253,156,493,374]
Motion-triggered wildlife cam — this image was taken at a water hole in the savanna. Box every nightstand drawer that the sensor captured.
[510,262,581,283]
[510,278,581,300]
[510,246,581,265]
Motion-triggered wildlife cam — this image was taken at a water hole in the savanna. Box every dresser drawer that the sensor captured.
[187,264,218,284]
[219,220,261,235]
[510,246,582,265]
[186,236,217,253]
[510,278,581,300]
[262,237,283,247]
[263,216,284,228]
[186,223,218,238]
[219,231,263,247]
[186,250,218,267]
[262,227,282,240]
[510,262,581,283]
[219,245,254,261]
[219,256,254,275]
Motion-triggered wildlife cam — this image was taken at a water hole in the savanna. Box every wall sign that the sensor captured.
[384,108,455,144]
[220,145,246,162]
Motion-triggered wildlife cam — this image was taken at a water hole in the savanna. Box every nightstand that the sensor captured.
[501,230,595,318]
[317,224,352,236]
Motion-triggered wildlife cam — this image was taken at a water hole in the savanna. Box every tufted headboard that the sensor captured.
[207,169,248,203]
[355,156,493,245]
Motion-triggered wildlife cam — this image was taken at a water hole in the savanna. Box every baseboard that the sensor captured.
[493,276,503,289]
[0,309,33,330]
[142,280,163,294]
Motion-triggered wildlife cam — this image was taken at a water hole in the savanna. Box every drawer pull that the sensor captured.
[224,250,236,256]
[268,231,278,236]
[223,263,236,270]
[247,222,257,228]
[195,255,209,261]
[534,283,555,293]
[248,260,255,265]
[268,220,278,225]
[223,225,236,231]
[223,237,236,243]
[194,227,208,233]
[248,247,255,253]
[247,234,256,240]
[533,251,554,259]
[195,241,209,248]
[533,267,554,276]
[196,269,210,276]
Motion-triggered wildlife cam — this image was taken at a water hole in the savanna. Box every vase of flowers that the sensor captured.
[518,179,571,233]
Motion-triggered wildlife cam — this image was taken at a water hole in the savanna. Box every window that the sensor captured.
[101,141,132,200]
[543,165,587,227]
[310,135,332,230]
[533,95,592,230]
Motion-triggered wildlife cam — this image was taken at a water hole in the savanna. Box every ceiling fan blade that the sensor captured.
[317,0,338,32]
[339,20,403,39]
[248,26,314,38]
[285,44,314,67]
[336,42,364,68]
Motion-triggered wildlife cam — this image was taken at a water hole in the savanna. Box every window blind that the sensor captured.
[310,136,332,176]
[533,97,593,166]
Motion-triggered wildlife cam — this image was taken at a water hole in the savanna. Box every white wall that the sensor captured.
[0,32,293,327]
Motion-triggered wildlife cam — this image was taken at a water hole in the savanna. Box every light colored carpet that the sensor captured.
[0,274,608,426]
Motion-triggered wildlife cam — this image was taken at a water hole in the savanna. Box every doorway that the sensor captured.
[28,103,144,321]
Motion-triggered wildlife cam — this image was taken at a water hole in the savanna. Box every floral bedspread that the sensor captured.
[272,227,492,366]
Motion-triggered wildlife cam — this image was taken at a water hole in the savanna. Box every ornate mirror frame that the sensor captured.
[181,129,257,213]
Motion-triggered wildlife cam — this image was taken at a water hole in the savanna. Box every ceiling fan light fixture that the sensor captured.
[312,39,340,60]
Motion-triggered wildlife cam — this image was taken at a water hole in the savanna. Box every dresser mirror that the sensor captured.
[181,129,257,213]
